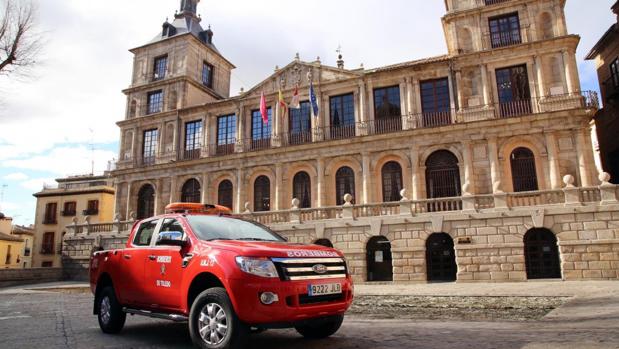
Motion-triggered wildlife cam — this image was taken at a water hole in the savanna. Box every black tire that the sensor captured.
[97,286,126,334]
[295,315,344,339]
[189,287,249,349]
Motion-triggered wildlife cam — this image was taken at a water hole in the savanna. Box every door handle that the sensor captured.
[123,255,132,260]
[148,255,156,261]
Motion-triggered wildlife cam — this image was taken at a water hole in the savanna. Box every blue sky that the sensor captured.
[0,0,615,226]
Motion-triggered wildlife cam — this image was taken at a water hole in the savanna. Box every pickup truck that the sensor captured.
[89,203,353,349]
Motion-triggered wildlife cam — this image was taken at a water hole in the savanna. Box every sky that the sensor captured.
[0,0,616,226]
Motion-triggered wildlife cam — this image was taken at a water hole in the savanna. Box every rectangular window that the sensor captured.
[142,129,159,165]
[489,12,522,48]
[202,62,214,88]
[373,86,402,134]
[183,120,203,160]
[85,200,99,215]
[133,220,158,246]
[611,58,619,88]
[251,108,272,150]
[329,93,355,140]
[5,245,11,265]
[217,114,236,155]
[289,101,312,145]
[62,202,76,216]
[42,232,55,255]
[495,64,532,117]
[147,90,163,115]
[420,78,452,127]
[44,203,57,224]
[42,261,53,268]
[153,55,168,81]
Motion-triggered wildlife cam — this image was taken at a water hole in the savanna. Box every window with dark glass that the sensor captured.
[62,202,76,216]
[335,166,355,205]
[510,147,539,192]
[202,61,214,88]
[425,150,461,199]
[147,90,163,114]
[153,55,168,81]
[420,78,451,127]
[611,58,619,88]
[374,86,401,119]
[143,129,158,165]
[218,180,233,210]
[42,232,54,254]
[254,176,271,212]
[184,120,202,160]
[217,114,236,155]
[251,108,272,150]
[137,185,155,220]
[381,162,403,202]
[489,12,522,48]
[495,64,531,117]
[133,220,158,246]
[44,203,57,224]
[330,93,355,139]
[181,179,201,203]
[85,200,99,215]
[293,172,312,208]
[289,101,312,144]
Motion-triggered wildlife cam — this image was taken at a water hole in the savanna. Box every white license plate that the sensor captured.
[308,283,342,296]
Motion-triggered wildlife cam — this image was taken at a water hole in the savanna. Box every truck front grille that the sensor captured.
[271,257,347,281]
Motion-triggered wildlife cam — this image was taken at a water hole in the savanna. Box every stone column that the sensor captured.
[545,132,562,189]
[317,158,325,207]
[235,105,245,152]
[155,178,164,214]
[534,55,546,98]
[125,182,132,220]
[480,64,491,106]
[367,81,375,124]
[414,79,423,127]
[575,128,594,187]
[455,71,464,113]
[362,152,371,204]
[201,173,209,203]
[357,81,368,136]
[275,163,283,211]
[169,176,178,203]
[400,80,408,130]
[562,50,578,95]
[236,168,244,213]
[447,73,456,123]
[487,137,503,193]
[462,140,474,194]
[410,145,420,200]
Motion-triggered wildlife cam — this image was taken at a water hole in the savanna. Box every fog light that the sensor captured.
[259,292,279,305]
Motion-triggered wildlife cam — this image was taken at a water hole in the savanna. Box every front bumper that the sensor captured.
[227,276,354,325]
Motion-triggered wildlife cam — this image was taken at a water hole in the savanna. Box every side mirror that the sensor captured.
[157,231,187,247]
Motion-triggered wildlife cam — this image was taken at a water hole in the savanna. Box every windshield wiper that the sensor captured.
[237,237,274,242]
[206,238,234,241]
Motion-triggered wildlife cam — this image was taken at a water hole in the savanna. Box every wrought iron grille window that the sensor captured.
[289,101,312,145]
[181,179,201,203]
[218,180,233,209]
[510,147,539,192]
[202,61,214,88]
[489,12,522,48]
[425,150,461,199]
[251,108,272,150]
[217,114,236,155]
[184,120,203,160]
[293,172,312,208]
[85,200,99,215]
[420,78,451,127]
[142,129,158,165]
[137,185,155,219]
[153,55,168,81]
[147,90,163,114]
[335,166,355,205]
[253,176,271,212]
[381,162,403,202]
[330,94,355,139]
[524,228,561,279]
[496,64,532,117]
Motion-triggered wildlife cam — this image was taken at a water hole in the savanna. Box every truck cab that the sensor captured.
[90,203,353,349]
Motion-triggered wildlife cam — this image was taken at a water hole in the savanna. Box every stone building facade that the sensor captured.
[78,0,619,283]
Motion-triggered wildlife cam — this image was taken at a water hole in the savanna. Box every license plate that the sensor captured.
[308,283,342,296]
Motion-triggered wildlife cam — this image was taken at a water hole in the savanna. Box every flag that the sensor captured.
[260,92,268,124]
[309,81,319,117]
[290,85,300,109]
[278,89,287,117]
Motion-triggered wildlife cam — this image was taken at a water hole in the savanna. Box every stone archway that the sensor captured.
[524,228,561,279]
[426,233,457,282]
[366,236,393,282]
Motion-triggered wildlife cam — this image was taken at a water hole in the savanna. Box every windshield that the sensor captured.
[186,215,285,242]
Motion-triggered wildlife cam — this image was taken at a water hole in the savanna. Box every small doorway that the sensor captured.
[524,228,561,279]
[426,233,457,282]
[366,236,393,282]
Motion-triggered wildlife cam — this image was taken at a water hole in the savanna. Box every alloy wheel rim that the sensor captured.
[198,303,228,345]
[100,296,111,324]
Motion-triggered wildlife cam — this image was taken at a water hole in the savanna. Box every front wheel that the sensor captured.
[188,287,249,349]
[295,315,344,339]
[97,286,126,334]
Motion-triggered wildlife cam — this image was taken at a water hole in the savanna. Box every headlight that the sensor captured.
[235,257,279,278]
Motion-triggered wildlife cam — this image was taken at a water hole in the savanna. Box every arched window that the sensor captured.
[293,172,311,208]
[510,147,539,192]
[366,236,393,282]
[137,184,155,220]
[335,166,355,205]
[381,161,403,202]
[425,150,461,199]
[524,228,561,279]
[218,180,233,210]
[253,176,271,212]
[181,179,201,203]
[426,233,457,282]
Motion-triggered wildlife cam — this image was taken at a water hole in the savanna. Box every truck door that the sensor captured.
[144,218,186,311]
[119,219,160,306]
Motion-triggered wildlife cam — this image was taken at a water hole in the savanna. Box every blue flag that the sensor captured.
[309,82,319,117]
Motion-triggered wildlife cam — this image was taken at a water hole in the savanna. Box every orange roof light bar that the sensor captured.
[164,203,232,215]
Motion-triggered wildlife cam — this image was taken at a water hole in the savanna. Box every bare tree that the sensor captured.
[0,0,41,76]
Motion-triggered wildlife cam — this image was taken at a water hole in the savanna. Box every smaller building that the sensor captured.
[11,225,34,268]
[0,212,25,269]
[586,1,619,184]
[32,175,115,268]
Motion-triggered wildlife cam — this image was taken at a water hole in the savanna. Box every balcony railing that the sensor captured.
[483,0,511,6]
[83,209,99,216]
[40,246,55,255]
[482,27,528,51]
[61,210,76,217]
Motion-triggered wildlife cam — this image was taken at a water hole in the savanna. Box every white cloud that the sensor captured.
[2,146,116,176]
[20,178,57,192]
[2,173,29,181]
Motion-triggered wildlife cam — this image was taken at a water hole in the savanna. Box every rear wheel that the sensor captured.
[295,315,344,339]
[189,287,249,349]
[97,286,126,334]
